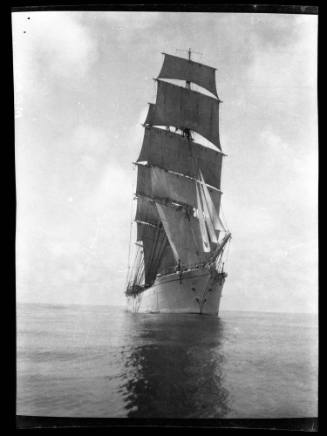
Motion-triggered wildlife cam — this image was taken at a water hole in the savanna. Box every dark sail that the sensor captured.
[145,80,221,149]
[137,126,223,189]
[158,52,218,97]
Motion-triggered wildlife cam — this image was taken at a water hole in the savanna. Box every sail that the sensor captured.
[157,243,176,274]
[136,221,159,241]
[135,197,160,226]
[158,53,218,97]
[144,103,157,125]
[136,164,221,210]
[151,165,197,209]
[137,126,223,189]
[195,183,211,252]
[198,182,218,244]
[145,80,221,149]
[136,162,152,198]
[136,222,174,284]
[142,228,162,285]
[156,203,210,266]
[199,170,225,231]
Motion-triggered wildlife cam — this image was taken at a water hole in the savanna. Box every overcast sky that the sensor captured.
[13,11,318,312]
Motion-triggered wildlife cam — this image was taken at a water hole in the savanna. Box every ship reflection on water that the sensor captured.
[118,313,230,418]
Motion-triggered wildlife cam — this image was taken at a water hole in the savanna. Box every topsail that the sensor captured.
[145,81,221,149]
[137,127,223,189]
[128,51,228,291]
[158,53,218,97]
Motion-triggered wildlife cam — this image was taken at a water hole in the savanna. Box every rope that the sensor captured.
[125,170,136,289]
[224,236,231,267]
[151,231,168,277]
[125,212,134,287]
[147,224,165,284]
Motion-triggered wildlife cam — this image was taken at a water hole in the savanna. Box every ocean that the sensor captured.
[16,303,318,419]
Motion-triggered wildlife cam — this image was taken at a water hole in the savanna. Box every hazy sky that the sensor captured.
[13,11,318,312]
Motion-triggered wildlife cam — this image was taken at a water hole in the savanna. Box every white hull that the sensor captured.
[127,267,226,316]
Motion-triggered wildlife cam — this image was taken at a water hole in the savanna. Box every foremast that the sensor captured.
[126,50,230,296]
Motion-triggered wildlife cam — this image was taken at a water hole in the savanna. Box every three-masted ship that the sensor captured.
[126,50,231,315]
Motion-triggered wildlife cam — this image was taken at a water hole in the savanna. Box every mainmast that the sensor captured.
[184,48,192,141]
[185,47,192,89]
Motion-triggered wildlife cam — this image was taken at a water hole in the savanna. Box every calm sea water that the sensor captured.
[16,303,318,418]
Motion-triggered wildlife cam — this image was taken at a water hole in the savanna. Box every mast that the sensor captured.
[184,48,192,140]
[186,48,191,89]
[127,50,228,293]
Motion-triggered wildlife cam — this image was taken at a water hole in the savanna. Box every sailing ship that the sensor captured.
[126,50,231,315]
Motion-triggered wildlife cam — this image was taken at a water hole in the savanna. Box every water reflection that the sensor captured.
[120,313,230,418]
